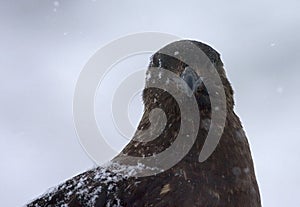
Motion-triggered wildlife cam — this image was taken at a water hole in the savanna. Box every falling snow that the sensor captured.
[276,86,283,94]
[53,1,60,7]
[146,72,151,81]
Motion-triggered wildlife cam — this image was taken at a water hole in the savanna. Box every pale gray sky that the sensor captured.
[0,0,299,206]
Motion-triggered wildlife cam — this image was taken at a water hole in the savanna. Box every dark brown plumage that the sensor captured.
[27,40,261,207]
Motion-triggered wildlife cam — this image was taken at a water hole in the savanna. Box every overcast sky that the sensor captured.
[0,0,299,206]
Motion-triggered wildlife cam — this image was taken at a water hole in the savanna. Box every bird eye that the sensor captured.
[180,67,203,94]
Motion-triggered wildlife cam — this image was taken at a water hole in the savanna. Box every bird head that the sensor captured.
[120,40,235,164]
[143,40,234,114]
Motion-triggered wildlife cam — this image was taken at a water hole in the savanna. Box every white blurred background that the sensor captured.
[0,0,299,206]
